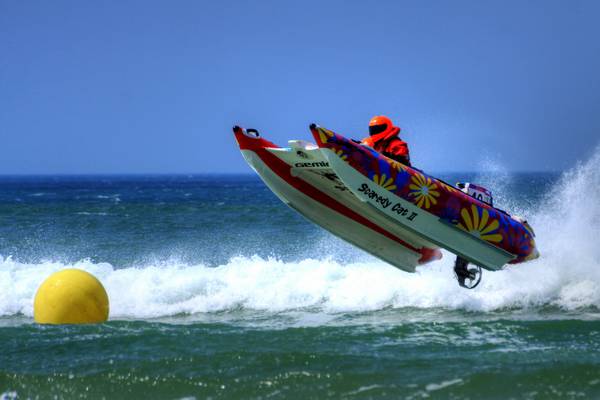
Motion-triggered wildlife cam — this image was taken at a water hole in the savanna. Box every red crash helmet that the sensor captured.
[369,115,394,136]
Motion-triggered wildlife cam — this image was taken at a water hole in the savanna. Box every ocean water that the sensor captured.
[2,149,600,399]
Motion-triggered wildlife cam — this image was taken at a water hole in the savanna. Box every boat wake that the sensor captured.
[1,147,599,319]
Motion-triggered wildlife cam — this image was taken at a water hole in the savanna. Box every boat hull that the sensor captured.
[234,127,442,272]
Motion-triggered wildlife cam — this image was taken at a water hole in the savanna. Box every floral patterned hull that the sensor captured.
[311,125,539,265]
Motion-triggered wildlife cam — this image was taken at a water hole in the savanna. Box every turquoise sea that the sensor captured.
[2,149,600,399]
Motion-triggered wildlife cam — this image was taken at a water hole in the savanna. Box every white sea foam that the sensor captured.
[1,147,599,319]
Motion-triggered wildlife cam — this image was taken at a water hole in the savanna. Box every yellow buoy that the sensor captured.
[34,269,109,324]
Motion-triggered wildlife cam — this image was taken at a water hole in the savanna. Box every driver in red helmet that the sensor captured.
[361,116,411,166]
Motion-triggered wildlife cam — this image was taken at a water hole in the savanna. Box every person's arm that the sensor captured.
[386,140,411,166]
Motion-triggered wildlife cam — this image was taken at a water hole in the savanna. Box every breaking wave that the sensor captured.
[1,148,600,319]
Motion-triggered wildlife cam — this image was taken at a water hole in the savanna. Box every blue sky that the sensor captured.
[1,1,599,174]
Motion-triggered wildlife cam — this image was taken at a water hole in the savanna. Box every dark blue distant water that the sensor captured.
[2,163,600,399]
[0,174,312,267]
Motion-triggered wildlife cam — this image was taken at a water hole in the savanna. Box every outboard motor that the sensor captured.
[456,182,493,206]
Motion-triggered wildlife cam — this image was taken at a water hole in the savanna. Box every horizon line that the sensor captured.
[0,170,564,177]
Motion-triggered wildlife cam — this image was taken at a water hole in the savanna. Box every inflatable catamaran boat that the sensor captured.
[233,124,539,288]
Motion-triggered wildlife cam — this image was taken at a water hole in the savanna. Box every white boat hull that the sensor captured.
[234,128,443,272]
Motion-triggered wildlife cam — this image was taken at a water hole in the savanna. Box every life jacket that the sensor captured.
[362,126,411,166]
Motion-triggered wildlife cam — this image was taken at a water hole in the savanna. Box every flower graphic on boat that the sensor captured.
[408,173,440,209]
[458,204,503,243]
[317,127,334,144]
[372,173,397,191]
[514,229,538,260]
[334,149,348,161]
[441,182,461,195]
[440,196,461,224]
[389,160,408,172]
[523,238,539,261]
